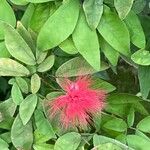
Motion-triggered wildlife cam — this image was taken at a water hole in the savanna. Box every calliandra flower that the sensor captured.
[48,76,106,129]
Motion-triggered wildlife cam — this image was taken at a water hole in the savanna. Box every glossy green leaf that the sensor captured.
[138,66,150,99]
[91,77,116,93]
[59,37,78,55]
[127,135,150,150]
[72,10,100,70]
[37,55,55,72]
[137,116,150,133]
[0,58,30,76]
[103,118,127,132]
[29,3,51,33]
[19,94,37,125]
[11,83,24,105]
[124,11,145,48]
[16,77,29,94]
[0,0,16,39]
[0,138,9,150]
[93,134,133,149]
[56,57,109,77]
[11,115,33,150]
[0,42,11,58]
[131,50,150,66]
[97,7,130,56]
[114,0,133,19]
[100,38,119,66]
[83,0,103,29]
[10,0,28,5]
[54,132,81,150]
[37,0,80,50]
[4,24,36,65]
[31,74,41,94]
[127,107,135,127]
[34,109,56,140]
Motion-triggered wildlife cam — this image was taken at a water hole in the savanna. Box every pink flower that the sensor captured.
[48,76,106,129]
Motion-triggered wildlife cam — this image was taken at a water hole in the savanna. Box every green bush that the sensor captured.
[0,0,150,149]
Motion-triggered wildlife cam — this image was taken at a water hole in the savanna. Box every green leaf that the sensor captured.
[0,132,11,144]
[0,98,16,118]
[56,57,109,77]
[137,116,150,133]
[93,143,122,150]
[29,3,51,33]
[21,4,35,28]
[131,50,150,66]
[100,38,119,66]
[4,24,36,65]
[132,0,146,14]
[83,0,103,29]
[31,74,41,94]
[124,11,145,48]
[0,58,30,76]
[26,0,54,3]
[34,109,56,140]
[36,49,48,64]
[97,7,130,56]
[127,135,150,150]
[0,42,11,58]
[59,37,78,55]
[0,138,9,150]
[37,55,55,72]
[16,77,29,94]
[127,107,135,127]
[19,94,38,125]
[37,0,80,50]
[105,93,148,117]
[0,0,16,40]
[11,115,33,150]
[138,66,150,99]
[11,83,24,105]
[72,10,100,70]
[114,0,133,20]
[33,143,54,150]
[103,118,127,132]
[17,22,36,52]
[54,132,81,150]
[91,77,116,93]
[10,0,28,5]
[93,134,133,149]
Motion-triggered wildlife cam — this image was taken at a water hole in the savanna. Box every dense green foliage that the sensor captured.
[0,0,150,149]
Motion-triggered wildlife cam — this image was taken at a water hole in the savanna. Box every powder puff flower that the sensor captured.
[48,76,106,129]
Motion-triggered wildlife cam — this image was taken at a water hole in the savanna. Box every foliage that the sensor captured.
[0,0,150,149]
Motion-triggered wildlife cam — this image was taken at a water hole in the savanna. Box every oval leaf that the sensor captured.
[31,74,41,94]
[11,115,33,150]
[10,0,28,5]
[19,94,38,125]
[124,11,145,48]
[97,7,130,56]
[114,0,134,20]
[56,57,109,77]
[0,42,11,58]
[0,58,30,76]
[11,82,24,105]
[54,132,81,150]
[83,0,103,29]
[131,50,150,66]
[0,0,16,39]
[37,55,55,72]
[37,0,80,50]
[4,24,36,65]
[73,10,100,70]
[137,116,150,133]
